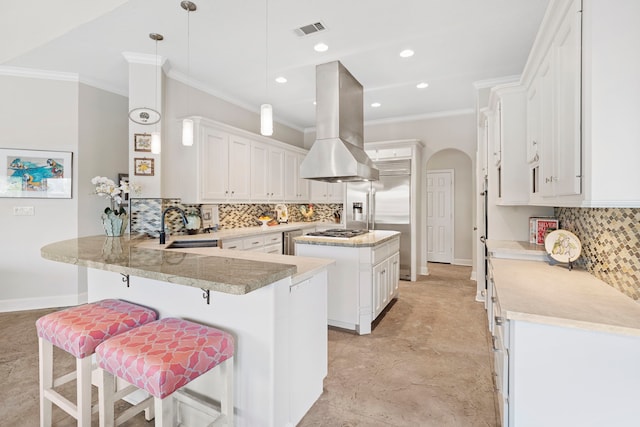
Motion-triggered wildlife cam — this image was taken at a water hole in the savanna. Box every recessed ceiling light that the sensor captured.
[399,49,414,58]
[371,102,381,108]
[314,42,328,52]
[275,76,287,84]
[417,82,429,89]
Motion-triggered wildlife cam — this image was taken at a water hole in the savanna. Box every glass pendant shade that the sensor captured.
[151,131,161,154]
[260,104,273,136]
[182,118,194,146]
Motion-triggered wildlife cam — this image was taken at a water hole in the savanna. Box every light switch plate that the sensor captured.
[13,206,34,216]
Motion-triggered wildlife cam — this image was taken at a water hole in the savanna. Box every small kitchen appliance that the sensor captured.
[275,203,289,223]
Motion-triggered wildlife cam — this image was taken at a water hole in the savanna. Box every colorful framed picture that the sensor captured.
[0,148,72,198]
[134,133,152,152]
[134,158,154,176]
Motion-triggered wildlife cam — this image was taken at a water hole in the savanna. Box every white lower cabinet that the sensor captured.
[221,232,282,254]
[295,235,400,335]
[489,260,640,426]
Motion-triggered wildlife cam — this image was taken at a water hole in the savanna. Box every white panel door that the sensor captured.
[427,170,453,263]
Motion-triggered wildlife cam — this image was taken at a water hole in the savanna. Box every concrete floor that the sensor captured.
[0,263,497,426]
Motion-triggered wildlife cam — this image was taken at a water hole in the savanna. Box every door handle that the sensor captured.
[480,236,486,243]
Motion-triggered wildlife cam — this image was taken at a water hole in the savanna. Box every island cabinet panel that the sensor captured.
[295,232,400,335]
[87,268,327,427]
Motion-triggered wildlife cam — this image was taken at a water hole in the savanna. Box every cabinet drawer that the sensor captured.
[221,238,243,250]
[242,235,265,250]
[263,243,283,255]
[372,242,389,265]
[263,232,283,246]
[388,238,400,254]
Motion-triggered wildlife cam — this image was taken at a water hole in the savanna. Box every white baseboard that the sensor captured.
[0,292,86,313]
[470,270,477,281]
[453,258,473,266]
[420,264,430,276]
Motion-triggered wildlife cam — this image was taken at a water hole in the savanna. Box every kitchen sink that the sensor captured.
[165,239,218,249]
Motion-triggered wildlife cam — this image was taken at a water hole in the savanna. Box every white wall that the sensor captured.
[427,149,473,265]
[0,75,127,311]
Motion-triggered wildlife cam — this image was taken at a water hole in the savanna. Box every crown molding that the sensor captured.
[472,75,520,90]
[121,52,167,66]
[0,66,78,81]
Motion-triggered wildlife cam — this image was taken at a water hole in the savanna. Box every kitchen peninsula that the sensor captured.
[41,234,334,427]
[295,230,400,335]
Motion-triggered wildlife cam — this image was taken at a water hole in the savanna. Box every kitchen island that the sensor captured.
[41,235,334,427]
[295,230,400,335]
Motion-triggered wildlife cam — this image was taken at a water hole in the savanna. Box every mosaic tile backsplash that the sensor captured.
[131,199,343,238]
[555,208,640,301]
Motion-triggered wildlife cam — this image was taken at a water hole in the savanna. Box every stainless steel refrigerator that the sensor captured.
[346,159,411,280]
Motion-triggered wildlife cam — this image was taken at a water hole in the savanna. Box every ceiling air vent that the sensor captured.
[294,21,326,37]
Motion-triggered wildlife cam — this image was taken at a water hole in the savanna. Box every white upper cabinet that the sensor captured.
[199,128,251,202]
[487,84,530,205]
[190,117,309,204]
[284,151,310,202]
[309,181,344,203]
[251,141,284,202]
[521,0,640,207]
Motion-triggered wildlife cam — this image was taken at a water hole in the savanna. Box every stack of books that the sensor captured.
[529,217,559,245]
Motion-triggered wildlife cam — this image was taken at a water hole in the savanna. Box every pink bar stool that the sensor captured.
[35,299,157,426]
[95,317,235,427]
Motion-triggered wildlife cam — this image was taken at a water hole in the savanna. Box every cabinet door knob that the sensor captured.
[495,316,504,326]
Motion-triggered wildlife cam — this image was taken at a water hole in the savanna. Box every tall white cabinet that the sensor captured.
[521,0,640,207]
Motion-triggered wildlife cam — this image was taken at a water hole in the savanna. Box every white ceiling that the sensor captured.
[2,0,549,131]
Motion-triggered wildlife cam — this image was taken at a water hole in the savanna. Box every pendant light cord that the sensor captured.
[265,0,268,100]
[186,6,191,115]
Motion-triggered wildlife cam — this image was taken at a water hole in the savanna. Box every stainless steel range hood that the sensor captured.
[300,61,379,182]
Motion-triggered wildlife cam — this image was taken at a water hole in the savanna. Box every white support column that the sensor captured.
[122,52,166,198]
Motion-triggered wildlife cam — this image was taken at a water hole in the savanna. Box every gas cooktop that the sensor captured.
[306,229,370,239]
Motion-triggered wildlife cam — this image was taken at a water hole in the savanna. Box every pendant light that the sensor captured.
[149,33,164,154]
[181,1,197,146]
[260,0,273,136]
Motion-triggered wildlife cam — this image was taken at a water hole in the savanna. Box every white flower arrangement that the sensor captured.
[91,176,137,215]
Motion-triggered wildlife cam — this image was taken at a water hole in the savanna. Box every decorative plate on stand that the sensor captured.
[544,229,582,264]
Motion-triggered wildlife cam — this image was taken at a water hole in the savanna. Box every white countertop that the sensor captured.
[490,258,640,337]
[486,239,549,261]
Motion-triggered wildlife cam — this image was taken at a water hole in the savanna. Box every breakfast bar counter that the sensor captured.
[41,234,333,427]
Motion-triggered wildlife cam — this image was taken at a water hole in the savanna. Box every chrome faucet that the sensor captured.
[159,207,188,244]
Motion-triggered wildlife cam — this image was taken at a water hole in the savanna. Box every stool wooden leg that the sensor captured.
[97,369,116,427]
[220,357,234,426]
[38,338,53,427]
[76,356,93,426]
[154,396,174,427]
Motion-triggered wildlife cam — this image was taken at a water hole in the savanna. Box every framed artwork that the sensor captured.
[134,158,154,176]
[0,148,72,198]
[134,133,152,152]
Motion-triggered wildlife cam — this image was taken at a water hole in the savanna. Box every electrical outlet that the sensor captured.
[13,206,34,216]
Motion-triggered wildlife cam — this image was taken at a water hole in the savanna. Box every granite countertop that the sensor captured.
[294,230,400,247]
[195,221,333,241]
[490,258,640,337]
[41,235,333,295]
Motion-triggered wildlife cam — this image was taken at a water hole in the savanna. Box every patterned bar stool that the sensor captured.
[36,299,157,426]
[95,317,235,427]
